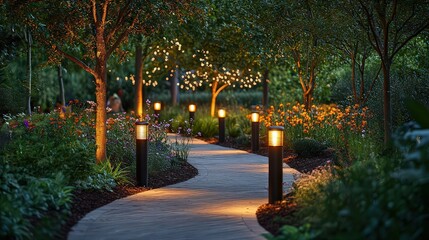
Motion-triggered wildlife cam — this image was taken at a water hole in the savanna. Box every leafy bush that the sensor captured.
[275,103,429,240]
[292,138,327,158]
[1,113,95,185]
[193,116,218,138]
[0,164,72,239]
[76,159,130,191]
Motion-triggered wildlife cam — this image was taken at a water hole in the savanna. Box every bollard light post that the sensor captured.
[135,121,149,187]
[251,111,260,152]
[218,108,226,143]
[268,126,284,204]
[188,104,196,122]
[154,102,161,119]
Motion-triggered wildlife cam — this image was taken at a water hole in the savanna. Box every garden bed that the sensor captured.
[58,162,198,239]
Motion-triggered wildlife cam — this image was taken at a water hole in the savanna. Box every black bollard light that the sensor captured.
[268,126,284,204]
[251,111,260,152]
[136,121,149,187]
[218,108,226,143]
[154,102,161,119]
[188,104,196,122]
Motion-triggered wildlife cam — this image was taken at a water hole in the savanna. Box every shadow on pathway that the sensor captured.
[68,136,298,240]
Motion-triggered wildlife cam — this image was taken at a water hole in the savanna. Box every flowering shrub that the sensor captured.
[260,102,374,164]
[262,102,369,135]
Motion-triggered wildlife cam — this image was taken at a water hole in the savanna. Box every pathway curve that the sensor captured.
[68,137,298,240]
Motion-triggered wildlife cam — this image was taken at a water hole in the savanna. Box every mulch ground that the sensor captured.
[58,162,198,239]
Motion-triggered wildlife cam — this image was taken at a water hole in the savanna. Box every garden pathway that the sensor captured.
[68,136,299,240]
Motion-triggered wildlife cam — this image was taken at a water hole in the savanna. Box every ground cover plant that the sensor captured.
[0,99,194,239]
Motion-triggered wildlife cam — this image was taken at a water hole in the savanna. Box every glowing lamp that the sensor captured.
[136,121,149,140]
[135,121,149,187]
[218,108,226,143]
[268,125,284,203]
[268,126,284,147]
[154,102,161,111]
[188,104,196,113]
[251,111,260,152]
[218,109,226,118]
[251,112,259,123]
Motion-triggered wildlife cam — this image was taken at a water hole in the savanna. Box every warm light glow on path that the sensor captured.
[69,136,298,240]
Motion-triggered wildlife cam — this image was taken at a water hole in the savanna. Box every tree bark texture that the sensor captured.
[170,67,179,106]
[135,45,143,120]
[210,80,229,117]
[25,29,32,115]
[58,64,66,106]
[262,69,269,109]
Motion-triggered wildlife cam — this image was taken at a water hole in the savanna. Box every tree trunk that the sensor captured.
[359,57,365,104]
[95,24,108,163]
[135,45,143,120]
[262,68,269,109]
[210,80,229,117]
[95,73,107,164]
[351,51,357,103]
[25,28,32,115]
[303,90,313,110]
[170,67,179,105]
[382,62,391,145]
[210,82,218,117]
[58,64,65,106]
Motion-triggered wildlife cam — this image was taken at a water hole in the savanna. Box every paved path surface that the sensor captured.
[68,137,298,240]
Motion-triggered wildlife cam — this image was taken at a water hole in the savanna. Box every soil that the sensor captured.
[57,162,198,239]
[202,136,333,236]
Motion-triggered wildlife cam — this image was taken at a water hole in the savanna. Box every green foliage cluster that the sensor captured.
[269,104,429,240]
[2,112,95,185]
[292,138,327,158]
[193,116,218,138]
[0,164,73,239]
[76,160,130,192]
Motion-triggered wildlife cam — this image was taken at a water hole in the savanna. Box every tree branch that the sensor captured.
[215,83,229,96]
[106,10,140,57]
[53,45,97,77]
[91,0,97,24]
[101,0,109,26]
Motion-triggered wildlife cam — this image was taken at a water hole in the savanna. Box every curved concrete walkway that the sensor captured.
[68,137,298,240]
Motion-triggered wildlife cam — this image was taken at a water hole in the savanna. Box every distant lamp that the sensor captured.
[251,112,260,152]
[251,112,260,123]
[135,121,149,187]
[218,108,226,143]
[268,126,284,204]
[189,104,196,122]
[153,102,161,120]
[218,109,226,118]
[268,126,283,147]
[154,101,161,113]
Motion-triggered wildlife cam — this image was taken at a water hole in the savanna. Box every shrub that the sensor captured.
[0,163,73,239]
[76,159,130,191]
[280,104,429,240]
[292,138,327,158]
[193,116,218,138]
[1,113,95,185]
